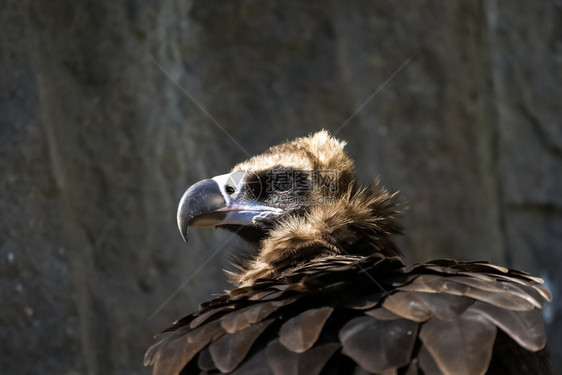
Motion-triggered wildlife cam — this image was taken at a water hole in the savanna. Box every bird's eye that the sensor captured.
[271,174,293,192]
[225,185,236,195]
[275,179,291,192]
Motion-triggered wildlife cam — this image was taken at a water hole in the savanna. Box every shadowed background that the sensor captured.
[1,1,561,374]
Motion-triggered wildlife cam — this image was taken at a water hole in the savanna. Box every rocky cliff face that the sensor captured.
[1,1,560,374]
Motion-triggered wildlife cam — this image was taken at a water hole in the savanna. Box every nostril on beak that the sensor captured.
[225,185,236,195]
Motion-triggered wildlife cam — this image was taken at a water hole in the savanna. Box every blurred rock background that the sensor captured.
[1,1,560,374]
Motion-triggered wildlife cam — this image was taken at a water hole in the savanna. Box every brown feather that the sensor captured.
[265,339,340,375]
[230,350,274,375]
[278,306,333,353]
[419,310,497,375]
[339,315,419,373]
[469,301,547,351]
[220,299,296,334]
[190,306,232,329]
[382,291,434,322]
[345,292,384,310]
[399,274,536,311]
[146,255,551,374]
[145,319,225,375]
[363,306,401,320]
[450,276,544,308]
[403,292,473,322]
[209,318,274,373]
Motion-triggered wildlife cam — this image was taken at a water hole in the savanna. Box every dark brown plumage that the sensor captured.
[146,131,551,375]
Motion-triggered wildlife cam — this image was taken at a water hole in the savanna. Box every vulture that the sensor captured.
[145,131,552,375]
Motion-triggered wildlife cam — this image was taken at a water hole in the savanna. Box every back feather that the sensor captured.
[145,253,551,375]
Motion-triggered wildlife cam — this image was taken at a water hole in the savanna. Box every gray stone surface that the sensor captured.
[1,1,560,373]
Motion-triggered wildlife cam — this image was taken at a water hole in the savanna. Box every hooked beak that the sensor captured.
[177,171,282,243]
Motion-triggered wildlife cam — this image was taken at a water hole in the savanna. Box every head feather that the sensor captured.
[229,131,402,286]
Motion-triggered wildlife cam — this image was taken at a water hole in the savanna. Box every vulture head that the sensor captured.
[178,131,401,286]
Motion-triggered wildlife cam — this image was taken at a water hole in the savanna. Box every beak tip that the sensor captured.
[178,215,189,244]
[181,229,189,243]
[177,188,194,244]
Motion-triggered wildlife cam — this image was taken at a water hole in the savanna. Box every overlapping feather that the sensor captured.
[145,254,551,375]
